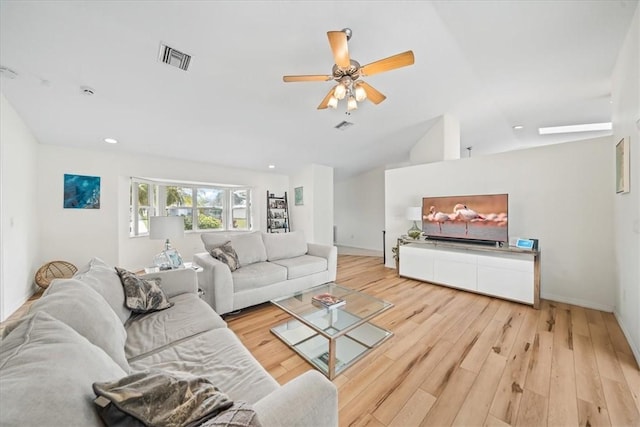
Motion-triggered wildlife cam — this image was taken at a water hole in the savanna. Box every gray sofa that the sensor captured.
[194,231,337,315]
[0,257,338,427]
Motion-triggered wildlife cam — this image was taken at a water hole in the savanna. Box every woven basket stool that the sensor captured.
[34,261,78,289]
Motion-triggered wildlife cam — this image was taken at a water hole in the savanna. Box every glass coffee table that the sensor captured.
[270,283,393,379]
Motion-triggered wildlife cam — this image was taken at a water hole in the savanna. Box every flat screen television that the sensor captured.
[422,193,508,244]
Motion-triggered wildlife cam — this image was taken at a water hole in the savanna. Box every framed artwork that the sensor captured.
[616,137,630,194]
[165,249,183,269]
[295,186,304,206]
[153,249,183,270]
[63,174,101,208]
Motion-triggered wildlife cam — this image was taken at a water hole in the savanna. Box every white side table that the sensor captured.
[182,262,205,297]
[182,262,203,272]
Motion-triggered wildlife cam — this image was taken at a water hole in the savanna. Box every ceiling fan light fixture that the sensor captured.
[347,95,358,111]
[354,83,367,102]
[283,29,414,112]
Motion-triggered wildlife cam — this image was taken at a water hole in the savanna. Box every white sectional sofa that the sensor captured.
[194,231,337,315]
[0,257,338,426]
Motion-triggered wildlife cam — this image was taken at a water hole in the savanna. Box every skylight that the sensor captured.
[538,122,612,135]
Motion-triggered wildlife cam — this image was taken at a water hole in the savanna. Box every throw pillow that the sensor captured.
[209,242,240,271]
[92,369,236,427]
[114,267,173,313]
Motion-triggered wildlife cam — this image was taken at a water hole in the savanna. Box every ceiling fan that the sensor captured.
[283,28,415,111]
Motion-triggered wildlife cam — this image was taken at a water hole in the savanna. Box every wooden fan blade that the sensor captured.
[317,86,336,110]
[327,31,350,68]
[359,81,386,104]
[283,74,333,83]
[361,50,415,76]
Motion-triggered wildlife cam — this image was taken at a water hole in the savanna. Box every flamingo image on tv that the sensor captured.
[422,194,508,244]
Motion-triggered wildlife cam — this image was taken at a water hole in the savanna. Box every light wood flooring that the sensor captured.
[226,255,640,427]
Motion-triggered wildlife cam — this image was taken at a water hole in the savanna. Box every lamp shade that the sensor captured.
[354,83,367,102]
[347,95,358,111]
[334,83,347,100]
[406,207,422,221]
[149,216,184,240]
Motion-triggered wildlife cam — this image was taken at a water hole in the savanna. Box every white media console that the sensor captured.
[398,237,540,309]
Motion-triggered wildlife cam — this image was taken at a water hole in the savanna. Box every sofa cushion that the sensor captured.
[30,279,130,372]
[231,262,287,293]
[262,231,308,261]
[115,267,173,313]
[229,232,269,266]
[0,312,127,427]
[270,255,328,280]
[129,328,279,405]
[209,242,240,272]
[202,231,267,266]
[73,257,131,324]
[125,292,227,361]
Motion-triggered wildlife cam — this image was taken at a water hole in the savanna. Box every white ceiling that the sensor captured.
[0,1,636,180]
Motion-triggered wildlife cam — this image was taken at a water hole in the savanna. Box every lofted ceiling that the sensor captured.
[0,1,637,180]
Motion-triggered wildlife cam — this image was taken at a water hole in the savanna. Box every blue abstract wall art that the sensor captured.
[63,174,101,209]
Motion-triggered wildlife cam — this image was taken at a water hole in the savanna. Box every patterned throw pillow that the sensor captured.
[114,267,173,313]
[209,242,240,271]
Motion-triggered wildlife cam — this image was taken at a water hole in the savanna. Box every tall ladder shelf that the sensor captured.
[267,191,290,233]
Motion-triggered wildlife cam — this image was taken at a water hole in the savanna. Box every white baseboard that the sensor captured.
[540,292,613,312]
[336,245,383,257]
[614,310,640,367]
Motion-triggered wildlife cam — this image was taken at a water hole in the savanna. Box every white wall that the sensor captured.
[290,164,334,245]
[37,144,288,271]
[0,94,40,321]
[290,167,313,239]
[409,114,461,164]
[385,137,615,312]
[611,4,640,362]
[311,164,334,246]
[334,167,385,251]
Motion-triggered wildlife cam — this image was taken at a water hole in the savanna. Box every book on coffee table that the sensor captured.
[316,351,343,370]
[312,293,346,309]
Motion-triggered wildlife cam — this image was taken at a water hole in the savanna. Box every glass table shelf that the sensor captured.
[271,283,393,379]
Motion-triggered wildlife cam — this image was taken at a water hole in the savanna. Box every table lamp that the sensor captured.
[149,216,184,269]
[406,207,422,239]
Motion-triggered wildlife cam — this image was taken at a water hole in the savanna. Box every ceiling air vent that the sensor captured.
[158,43,191,71]
[335,121,354,131]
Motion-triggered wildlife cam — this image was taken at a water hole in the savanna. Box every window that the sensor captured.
[130,178,251,236]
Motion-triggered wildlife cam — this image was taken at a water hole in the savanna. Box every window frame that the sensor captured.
[129,177,252,236]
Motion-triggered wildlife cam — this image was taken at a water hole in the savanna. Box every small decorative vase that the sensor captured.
[407,221,422,239]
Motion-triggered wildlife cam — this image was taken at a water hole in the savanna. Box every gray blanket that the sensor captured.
[93,369,260,427]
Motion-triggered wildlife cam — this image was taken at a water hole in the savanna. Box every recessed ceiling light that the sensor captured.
[104,138,118,144]
[268,164,275,169]
[538,122,612,135]
[513,125,524,130]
